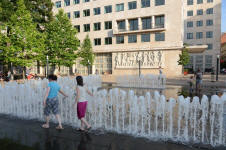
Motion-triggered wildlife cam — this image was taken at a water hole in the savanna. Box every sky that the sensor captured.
[222,0,226,33]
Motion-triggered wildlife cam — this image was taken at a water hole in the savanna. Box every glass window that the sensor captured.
[67,12,71,19]
[83,9,90,17]
[141,33,150,42]
[74,0,80,4]
[207,44,213,50]
[128,1,137,10]
[187,10,193,16]
[94,22,101,31]
[187,33,193,39]
[105,21,112,30]
[105,37,112,45]
[206,19,213,26]
[116,36,124,44]
[94,7,101,15]
[142,17,152,29]
[55,1,61,8]
[187,0,193,5]
[197,9,203,15]
[207,0,213,3]
[155,32,165,41]
[64,0,70,6]
[116,3,124,12]
[83,0,89,2]
[141,0,150,8]
[196,32,203,39]
[187,21,193,28]
[196,20,203,27]
[94,38,101,46]
[205,55,212,69]
[155,0,165,6]
[195,55,203,71]
[206,31,213,38]
[155,15,164,28]
[129,19,138,31]
[117,20,126,30]
[104,5,112,13]
[74,11,80,18]
[84,24,90,32]
[206,8,213,14]
[74,25,80,32]
[197,0,203,4]
[128,34,137,43]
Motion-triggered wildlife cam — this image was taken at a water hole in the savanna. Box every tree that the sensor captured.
[178,45,190,73]
[45,9,79,70]
[79,35,95,74]
[0,0,45,78]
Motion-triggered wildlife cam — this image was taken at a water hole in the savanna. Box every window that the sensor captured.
[195,55,203,71]
[155,15,164,28]
[67,12,71,19]
[207,44,213,50]
[197,9,203,15]
[187,33,193,39]
[206,31,213,38]
[94,38,101,46]
[83,9,90,17]
[206,8,213,14]
[187,21,193,28]
[187,10,193,16]
[141,33,150,42]
[128,34,137,43]
[142,17,152,29]
[117,20,126,30]
[116,36,124,44]
[83,0,89,2]
[84,24,90,32]
[105,37,112,45]
[197,0,203,4]
[64,0,70,6]
[207,0,213,3]
[196,32,203,39]
[141,0,150,8]
[74,0,80,4]
[94,22,101,31]
[104,5,112,13]
[74,25,80,32]
[206,19,213,26]
[155,0,165,6]
[129,19,138,31]
[94,7,101,15]
[196,20,203,27]
[105,21,112,30]
[55,1,61,8]
[187,0,193,5]
[74,11,80,18]
[155,33,165,41]
[116,3,124,12]
[128,1,137,10]
[205,55,212,69]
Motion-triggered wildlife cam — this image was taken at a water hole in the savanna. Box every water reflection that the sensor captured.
[44,129,60,150]
[77,132,92,150]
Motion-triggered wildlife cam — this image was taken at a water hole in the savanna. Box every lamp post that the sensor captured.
[46,55,49,77]
[0,50,3,72]
[137,52,142,77]
[216,54,220,81]
[87,59,90,75]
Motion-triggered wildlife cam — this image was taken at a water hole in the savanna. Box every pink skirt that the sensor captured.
[77,101,87,119]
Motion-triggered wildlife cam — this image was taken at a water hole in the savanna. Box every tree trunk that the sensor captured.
[22,66,26,79]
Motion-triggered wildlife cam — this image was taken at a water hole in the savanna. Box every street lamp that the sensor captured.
[46,55,49,77]
[216,54,220,81]
[137,52,142,77]
[87,59,90,75]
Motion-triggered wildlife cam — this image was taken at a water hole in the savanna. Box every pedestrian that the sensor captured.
[74,75,93,132]
[188,76,194,96]
[42,74,68,130]
[195,69,202,93]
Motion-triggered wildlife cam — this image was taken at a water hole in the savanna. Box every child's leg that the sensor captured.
[81,118,91,128]
[42,116,50,128]
[55,114,62,128]
[80,120,85,130]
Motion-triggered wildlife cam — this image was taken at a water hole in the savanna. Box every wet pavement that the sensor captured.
[1,115,224,150]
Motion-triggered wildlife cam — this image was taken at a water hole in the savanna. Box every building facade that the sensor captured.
[184,0,221,72]
[221,33,226,62]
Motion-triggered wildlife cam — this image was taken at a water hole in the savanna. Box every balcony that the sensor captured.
[113,24,165,35]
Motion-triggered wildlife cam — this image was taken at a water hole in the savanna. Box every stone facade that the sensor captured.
[221,33,226,62]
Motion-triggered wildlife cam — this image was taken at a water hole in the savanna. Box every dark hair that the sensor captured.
[48,74,57,81]
[76,76,83,86]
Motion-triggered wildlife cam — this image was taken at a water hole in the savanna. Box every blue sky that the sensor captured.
[222,0,226,32]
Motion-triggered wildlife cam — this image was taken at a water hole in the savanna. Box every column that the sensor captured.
[125,19,129,31]
[152,15,155,29]
[138,17,142,30]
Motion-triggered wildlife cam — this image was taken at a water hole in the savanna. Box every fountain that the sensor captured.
[0,75,225,148]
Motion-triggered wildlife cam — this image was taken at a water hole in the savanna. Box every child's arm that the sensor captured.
[75,87,80,103]
[43,87,50,107]
[86,88,93,96]
[59,90,68,97]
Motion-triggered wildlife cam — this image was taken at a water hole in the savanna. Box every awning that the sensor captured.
[186,45,207,53]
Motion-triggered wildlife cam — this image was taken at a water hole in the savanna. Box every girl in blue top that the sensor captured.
[42,74,68,130]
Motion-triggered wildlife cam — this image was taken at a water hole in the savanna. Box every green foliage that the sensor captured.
[0,0,45,67]
[79,35,95,67]
[45,9,79,67]
[178,46,190,66]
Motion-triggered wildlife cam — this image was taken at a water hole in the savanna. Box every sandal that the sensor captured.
[77,128,85,132]
[56,125,64,130]
[42,124,49,129]
[86,126,92,131]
